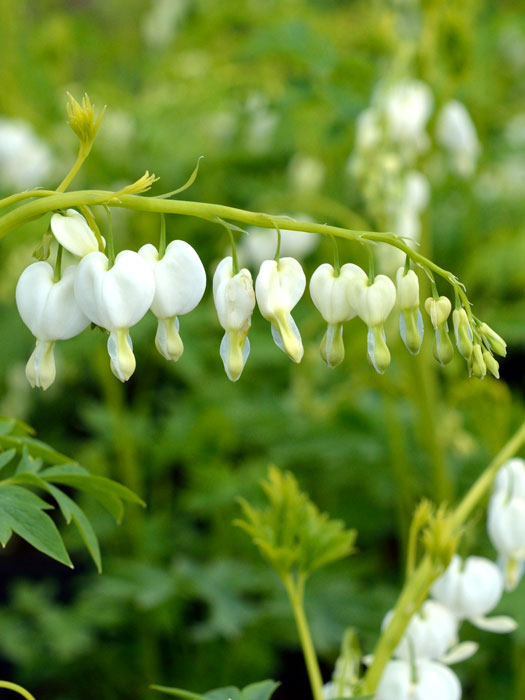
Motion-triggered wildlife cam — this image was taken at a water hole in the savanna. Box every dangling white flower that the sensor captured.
[488,458,525,590]
[375,659,461,700]
[424,296,454,366]
[138,240,206,362]
[255,257,306,363]
[396,267,423,354]
[74,251,155,382]
[350,274,396,373]
[50,209,101,258]
[309,263,367,367]
[382,600,459,663]
[16,262,90,390]
[381,80,434,151]
[213,257,256,381]
[431,555,517,633]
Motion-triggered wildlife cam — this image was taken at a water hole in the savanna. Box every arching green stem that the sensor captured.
[0,681,37,700]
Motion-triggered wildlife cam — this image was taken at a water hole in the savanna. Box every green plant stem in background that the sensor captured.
[282,573,324,700]
[362,419,525,695]
[0,681,37,700]
[0,189,473,309]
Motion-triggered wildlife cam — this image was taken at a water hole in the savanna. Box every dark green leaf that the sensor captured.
[15,447,43,475]
[0,518,12,546]
[0,449,17,472]
[240,680,279,700]
[0,435,72,464]
[0,485,72,567]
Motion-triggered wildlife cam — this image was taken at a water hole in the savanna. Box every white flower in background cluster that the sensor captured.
[488,458,525,591]
[244,93,278,155]
[376,659,461,700]
[255,257,306,363]
[309,262,366,368]
[213,257,255,381]
[351,273,396,374]
[431,555,516,633]
[16,263,89,390]
[396,267,424,354]
[436,100,481,177]
[142,0,189,49]
[239,219,318,267]
[74,250,155,382]
[287,153,326,194]
[380,80,434,154]
[0,118,53,190]
[139,240,206,362]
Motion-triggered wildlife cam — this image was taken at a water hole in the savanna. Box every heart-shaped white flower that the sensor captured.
[213,257,255,381]
[396,267,424,355]
[376,659,461,700]
[255,257,306,363]
[74,250,155,381]
[310,262,367,367]
[139,240,206,362]
[16,262,90,389]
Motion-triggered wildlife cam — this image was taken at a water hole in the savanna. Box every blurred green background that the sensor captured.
[0,0,524,698]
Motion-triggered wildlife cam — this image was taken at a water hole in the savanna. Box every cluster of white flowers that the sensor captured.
[14,208,506,389]
[348,80,481,272]
[372,458,525,699]
[0,117,54,191]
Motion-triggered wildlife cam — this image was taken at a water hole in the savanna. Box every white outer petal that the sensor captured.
[431,555,504,620]
[488,492,525,559]
[74,250,155,330]
[213,257,255,332]
[16,262,89,340]
[352,274,396,327]
[493,458,525,499]
[138,239,206,318]
[309,263,366,323]
[255,257,306,320]
[375,660,461,700]
[396,268,420,310]
[50,209,99,257]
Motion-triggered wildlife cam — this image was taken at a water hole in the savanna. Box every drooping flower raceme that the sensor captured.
[382,600,459,663]
[50,209,101,257]
[255,257,306,363]
[74,251,155,382]
[350,274,396,373]
[309,262,367,368]
[431,555,516,633]
[396,267,423,355]
[16,262,90,390]
[375,659,461,700]
[488,458,525,591]
[213,257,256,381]
[424,296,454,366]
[139,240,206,362]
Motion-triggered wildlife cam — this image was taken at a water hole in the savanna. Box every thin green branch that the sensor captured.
[0,680,37,700]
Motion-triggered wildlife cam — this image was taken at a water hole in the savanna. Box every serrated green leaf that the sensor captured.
[0,485,72,567]
[0,518,12,546]
[39,472,145,507]
[40,463,90,476]
[15,447,43,475]
[0,449,17,472]
[240,680,279,700]
[0,418,15,435]
[150,686,209,699]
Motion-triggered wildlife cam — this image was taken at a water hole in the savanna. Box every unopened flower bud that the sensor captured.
[483,350,500,379]
[396,268,423,354]
[470,343,486,379]
[452,308,473,360]
[478,322,507,357]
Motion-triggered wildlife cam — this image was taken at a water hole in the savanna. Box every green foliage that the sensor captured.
[0,418,143,571]
[151,680,279,700]
[236,466,356,580]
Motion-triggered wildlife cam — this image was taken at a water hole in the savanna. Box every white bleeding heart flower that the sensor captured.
[138,240,206,362]
[396,267,423,355]
[213,257,256,382]
[16,262,90,390]
[431,555,516,633]
[50,209,101,258]
[255,257,306,363]
[424,296,454,366]
[375,659,461,700]
[309,262,367,368]
[436,100,481,178]
[350,274,396,373]
[74,250,155,382]
[382,600,458,662]
[488,458,525,590]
